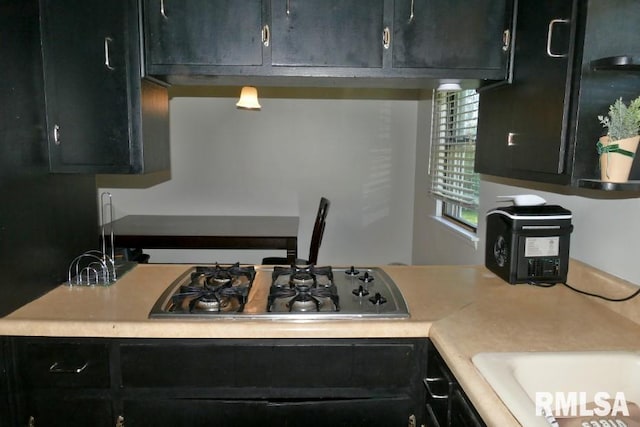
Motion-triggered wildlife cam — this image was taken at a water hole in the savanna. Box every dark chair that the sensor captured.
[262,197,330,266]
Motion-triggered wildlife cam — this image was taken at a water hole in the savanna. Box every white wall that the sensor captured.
[99,88,640,285]
[99,91,418,266]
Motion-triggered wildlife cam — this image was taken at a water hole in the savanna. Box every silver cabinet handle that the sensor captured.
[546,19,570,58]
[409,0,415,22]
[53,124,61,145]
[424,376,449,399]
[502,29,511,52]
[286,0,290,15]
[49,361,89,374]
[160,0,168,19]
[104,37,115,70]
[262,24,270,47]
[383,27,391,49]
[507,132,518,146]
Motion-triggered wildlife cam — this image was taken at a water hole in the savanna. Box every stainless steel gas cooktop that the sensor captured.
[149,264,410,320]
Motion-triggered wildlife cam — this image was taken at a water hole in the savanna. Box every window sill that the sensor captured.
[430,215,479,250]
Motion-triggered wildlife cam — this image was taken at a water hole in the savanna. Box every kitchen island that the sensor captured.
[2,261,639,426]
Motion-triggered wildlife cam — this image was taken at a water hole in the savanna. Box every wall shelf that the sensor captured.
[591,55,640,71]
[578,179,640,191]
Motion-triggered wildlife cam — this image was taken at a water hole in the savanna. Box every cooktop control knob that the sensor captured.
[369,292,387,306]
[345,266,360,276]
[358,272,374,283]
[352,285,370,297]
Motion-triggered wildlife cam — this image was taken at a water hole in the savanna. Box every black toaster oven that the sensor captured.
[485,205,573,284]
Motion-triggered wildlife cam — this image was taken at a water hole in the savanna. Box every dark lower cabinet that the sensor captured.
[7,337,429,427]
[424,341,485,427]
[9,338,115,426]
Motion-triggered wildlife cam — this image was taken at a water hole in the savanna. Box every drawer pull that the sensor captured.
[424,376,449,399]
[49,361,88,374]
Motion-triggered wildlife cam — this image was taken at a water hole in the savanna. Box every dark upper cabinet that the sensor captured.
[144,0,265,67]
[142,0,513,85]
[392,0,510,72]
[476,0,640,189]
[271,0,384,68]
[40,0,170,174]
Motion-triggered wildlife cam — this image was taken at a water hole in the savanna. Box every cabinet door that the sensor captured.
[506,0,574,176]
[24,395,113,427]
[40,0,131,173]
[475,0,575,180]
[271,0,384,67]
[144,0,264,67]
[393,0,510,71]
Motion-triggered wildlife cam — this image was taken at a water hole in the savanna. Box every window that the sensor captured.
[430,90,480,230]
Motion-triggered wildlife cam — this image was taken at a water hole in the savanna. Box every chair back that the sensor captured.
[307,197,330,265]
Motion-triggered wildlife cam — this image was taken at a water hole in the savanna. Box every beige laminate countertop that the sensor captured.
[2,261,640,426]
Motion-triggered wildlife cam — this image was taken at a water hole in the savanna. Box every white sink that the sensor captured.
[472,351,640,427]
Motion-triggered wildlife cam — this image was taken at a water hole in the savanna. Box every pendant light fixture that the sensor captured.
[236,86,261,110]
[436,80,462,91]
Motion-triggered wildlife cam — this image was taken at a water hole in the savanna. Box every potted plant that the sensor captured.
[597,96,640,182]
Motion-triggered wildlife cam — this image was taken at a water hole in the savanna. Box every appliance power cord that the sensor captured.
[527,281,640,302]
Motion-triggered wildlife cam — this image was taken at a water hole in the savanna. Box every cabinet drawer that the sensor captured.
[14,339,110,389]
[124,396,413,427]
[120,339,421,391]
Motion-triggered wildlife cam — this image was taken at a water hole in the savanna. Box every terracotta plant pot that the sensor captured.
[598,135,640,182]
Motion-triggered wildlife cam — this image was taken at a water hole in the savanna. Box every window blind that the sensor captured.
[430,90,480,209]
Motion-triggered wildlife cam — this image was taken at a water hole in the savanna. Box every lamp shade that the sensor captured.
[236,86,261,110]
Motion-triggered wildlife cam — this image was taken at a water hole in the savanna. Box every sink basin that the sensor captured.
[472,351,640,427]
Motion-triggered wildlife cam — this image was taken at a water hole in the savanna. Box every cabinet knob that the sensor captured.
[28,416,35,427]
[116,415,125,427]
[507,132,518,146]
